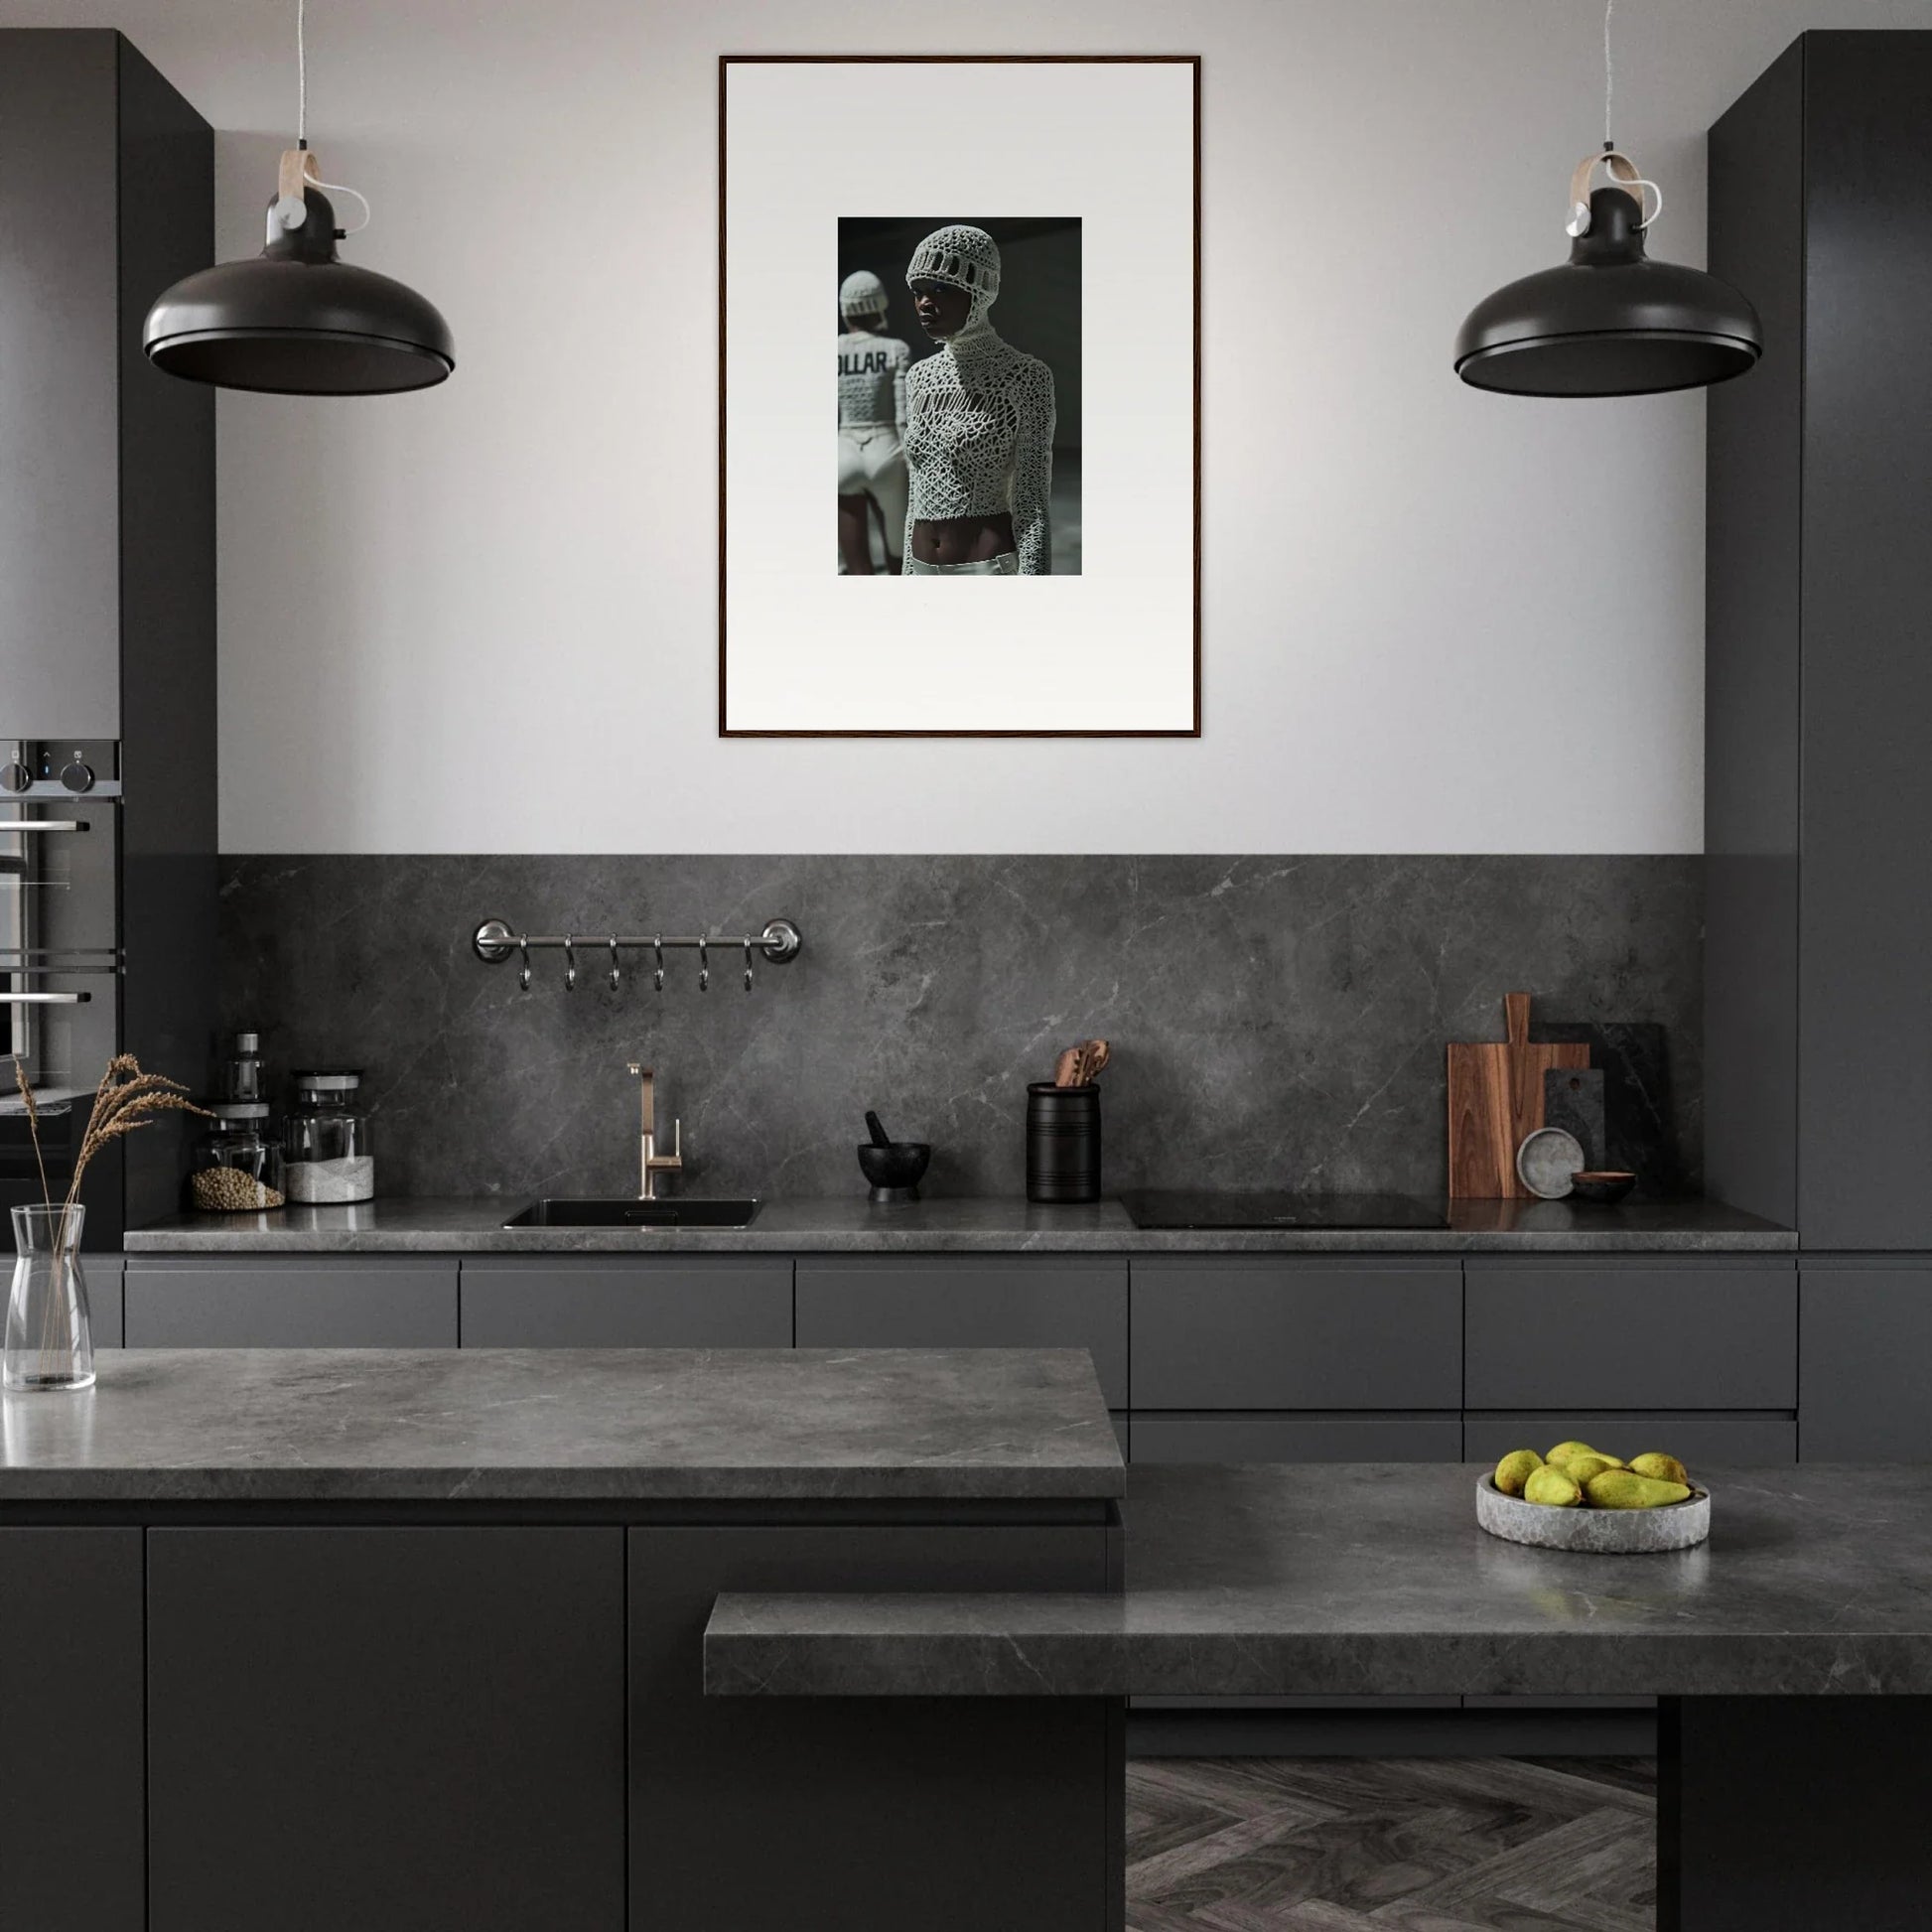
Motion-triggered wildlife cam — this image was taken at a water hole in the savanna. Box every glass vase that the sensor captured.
[5,1204,94,1393]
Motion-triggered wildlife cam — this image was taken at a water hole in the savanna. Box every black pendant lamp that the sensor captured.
[143,0,453,395]
[1454,2,1758,397]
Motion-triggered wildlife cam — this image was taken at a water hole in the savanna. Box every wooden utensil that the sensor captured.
[1447,993,1589,1198]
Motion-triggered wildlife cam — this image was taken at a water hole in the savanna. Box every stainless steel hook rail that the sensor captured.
[472,917,801,994]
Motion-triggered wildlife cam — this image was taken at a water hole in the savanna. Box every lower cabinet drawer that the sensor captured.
[795,1258,1128,1408]
[1131,1259,1461,1411]
[1462,1412,1797,1465]
[86,1255,124,1348]
[1130,1415,1463,1463]
[460,1258,791,1348]
[1464,1260,1796,1410]
[125,1258,458,1348]
[1800,1265,1932,1459]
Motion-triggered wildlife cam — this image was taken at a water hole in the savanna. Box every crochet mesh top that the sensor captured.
[838,330,910,430]
[900,225,1055,575]
[901,338,1055,574]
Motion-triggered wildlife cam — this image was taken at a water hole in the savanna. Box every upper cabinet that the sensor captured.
[0,31,211,739]
[1707,32,1932,1251]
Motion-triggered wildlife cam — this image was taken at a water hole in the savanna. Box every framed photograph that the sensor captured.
[719,55,1200,737]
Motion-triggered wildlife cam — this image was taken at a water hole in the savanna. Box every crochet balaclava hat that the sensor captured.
[906,224,1002,329]
[839,269,890,320]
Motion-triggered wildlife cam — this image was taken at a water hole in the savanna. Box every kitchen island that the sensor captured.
[0,1346,1124,1932]
[712,1461,1932,1932]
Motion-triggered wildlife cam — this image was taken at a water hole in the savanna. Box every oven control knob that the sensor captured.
[60,759,94,794]
[0,761,29,793]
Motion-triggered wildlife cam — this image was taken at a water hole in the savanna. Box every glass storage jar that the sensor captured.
[189,1103,287,1212]
[284,1069,375,1204]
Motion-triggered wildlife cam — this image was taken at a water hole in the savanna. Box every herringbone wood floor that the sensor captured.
[1126,1756,1656,1931]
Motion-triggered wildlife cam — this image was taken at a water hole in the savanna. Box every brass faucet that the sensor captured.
[624,1063,683,1199]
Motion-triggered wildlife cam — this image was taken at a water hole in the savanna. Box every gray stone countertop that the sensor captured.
[706,1461,1932,1698]
[122,1194,1795,1255]
[0,1347,1123,1504]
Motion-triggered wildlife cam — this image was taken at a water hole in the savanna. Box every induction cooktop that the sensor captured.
[1118,1191,1450,1231]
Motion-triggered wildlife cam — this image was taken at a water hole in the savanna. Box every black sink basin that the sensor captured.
[503,1197,762,1229]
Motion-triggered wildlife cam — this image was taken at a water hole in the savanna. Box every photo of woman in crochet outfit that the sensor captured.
[835,217,1081,576]
[835,269,910,575]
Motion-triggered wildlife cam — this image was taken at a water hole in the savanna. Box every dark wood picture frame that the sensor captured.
[718,54,1202,739]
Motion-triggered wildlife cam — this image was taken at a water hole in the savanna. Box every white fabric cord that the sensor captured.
[1603,0,1613,149]
[901,225,1056,576]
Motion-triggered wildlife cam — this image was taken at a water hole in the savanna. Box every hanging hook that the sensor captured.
[744,939,755,993]
[653,936,665,994]
[698,937,710,994]
[562,935,578,992]
[608,936,621,991]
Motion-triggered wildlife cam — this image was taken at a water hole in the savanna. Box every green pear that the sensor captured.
[1628,1451,1690,1486]
[1494,1449,1543,1496]
[1556,1452,1620,1485]
[1585,1470,1693,1510]
[1524,1465,1584,1507]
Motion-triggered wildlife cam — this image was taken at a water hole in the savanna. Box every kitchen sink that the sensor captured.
[502,1197,762,1229]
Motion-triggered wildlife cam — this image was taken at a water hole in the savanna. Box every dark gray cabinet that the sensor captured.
[1800,1264,1932,1460]
[629,1523,1117,1931]
[0,1529,144,1931]
[86,1254,124,1347]
[1708,32,1932,1250]
[795,1256,1129,1407]
[125,1257,458,1346]
[0,30,209,733]
[1464,1260,1795,1411]
[1131,1258,1461,1411]
[460,1255,791,1347]
[1133,1415,1462,1463]
[148,1527,625,1932]
[0,32,124,731]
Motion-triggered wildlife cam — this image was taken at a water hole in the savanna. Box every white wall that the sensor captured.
[1,0,1918,854]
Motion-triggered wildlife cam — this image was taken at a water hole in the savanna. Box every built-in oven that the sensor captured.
[0,741,123,1231]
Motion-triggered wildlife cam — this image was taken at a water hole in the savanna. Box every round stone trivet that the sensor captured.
[1476,1475,1711,1553]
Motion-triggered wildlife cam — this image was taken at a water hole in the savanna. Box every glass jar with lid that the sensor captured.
[188,1103,286,1212]
[283,1069,375,1204]
[216,1031,267,1104]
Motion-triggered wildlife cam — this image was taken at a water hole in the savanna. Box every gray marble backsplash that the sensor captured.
[217,856,1702,1203]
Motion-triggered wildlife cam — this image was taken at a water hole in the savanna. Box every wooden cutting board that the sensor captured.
[1448,993,1589,1198]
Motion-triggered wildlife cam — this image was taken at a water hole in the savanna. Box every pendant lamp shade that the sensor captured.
[1455,185,1759,398]
[144,184,454,395]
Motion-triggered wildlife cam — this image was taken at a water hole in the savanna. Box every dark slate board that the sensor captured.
[1530,1022,1685,1198]
[1543,1066,1606,1172]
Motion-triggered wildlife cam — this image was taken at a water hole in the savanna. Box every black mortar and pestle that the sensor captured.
[859,1110,930,1204]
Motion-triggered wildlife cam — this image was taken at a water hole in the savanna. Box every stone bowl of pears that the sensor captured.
[1477,1441,1710,1553]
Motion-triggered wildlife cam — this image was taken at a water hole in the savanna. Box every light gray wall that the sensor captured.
[0,0,1914,855]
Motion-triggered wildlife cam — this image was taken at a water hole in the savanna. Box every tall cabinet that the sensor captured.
[1707,31,1932,1454]
[0,31,215,1244]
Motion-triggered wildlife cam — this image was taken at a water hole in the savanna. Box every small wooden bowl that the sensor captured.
[1569,1171,1637,1204]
